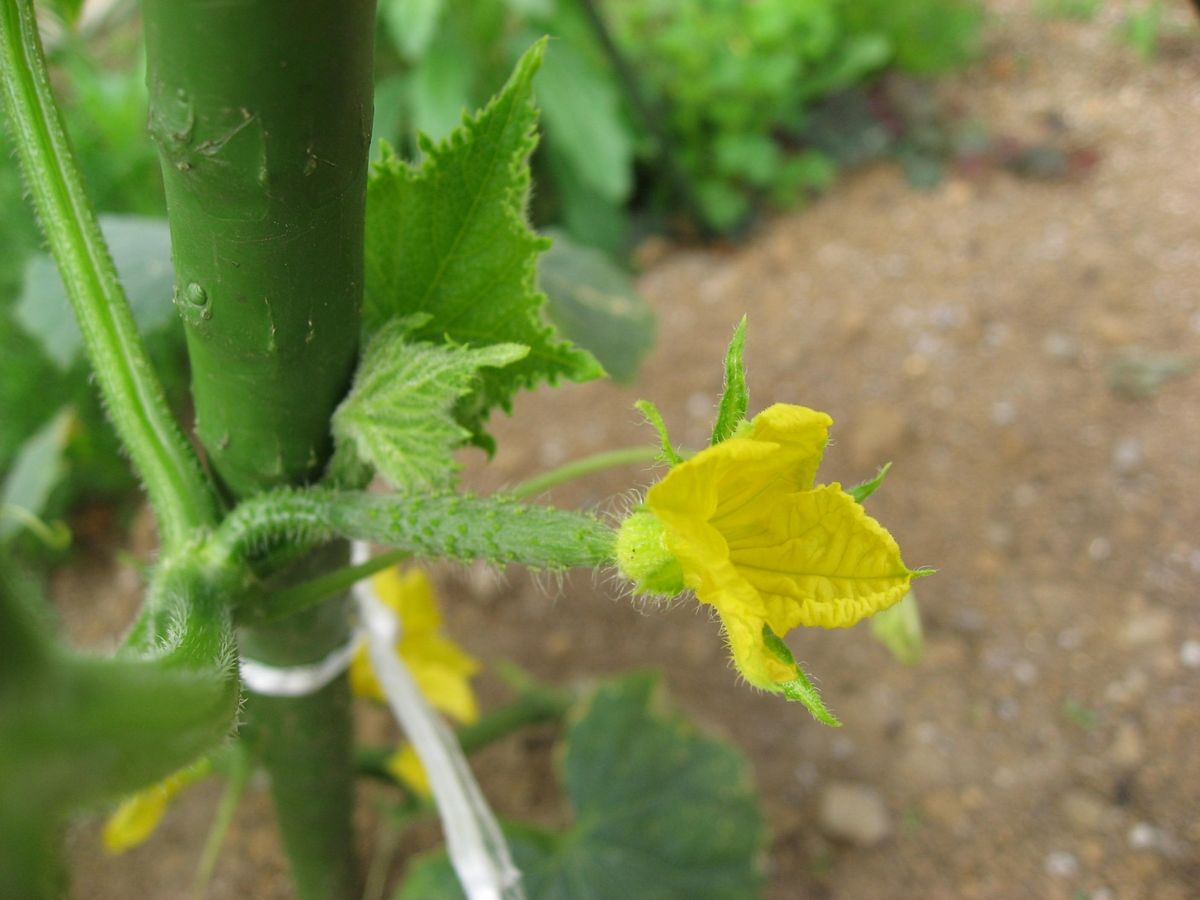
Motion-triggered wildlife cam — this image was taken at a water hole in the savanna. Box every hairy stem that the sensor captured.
[214,488,618,572]
[0,0,217,549]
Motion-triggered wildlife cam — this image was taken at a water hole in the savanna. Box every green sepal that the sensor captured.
[870,590,924,665]
[762,624,841,727]
[710,316,748,445]
[363,39,603,450]
[634,399,683,466]
[331,320,527,492]
[847,461,892,504]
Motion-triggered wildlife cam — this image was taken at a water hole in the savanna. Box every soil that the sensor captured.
[56,2,1200,898]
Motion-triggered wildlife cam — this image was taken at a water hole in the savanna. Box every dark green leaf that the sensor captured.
[399,673,765,899]
[535,38,633,203]
[538,231,653,383]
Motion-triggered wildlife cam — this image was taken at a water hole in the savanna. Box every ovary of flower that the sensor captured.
[350,567,481,725]
[644,403,916,692]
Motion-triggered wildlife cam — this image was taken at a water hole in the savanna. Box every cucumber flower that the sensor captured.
[350,566,481,725]
[617,403,920,724]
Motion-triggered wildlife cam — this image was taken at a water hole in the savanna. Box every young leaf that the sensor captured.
[331,321,527,492]
[710,316,748,445]
[364,40,603,448]
[399,673,765,899]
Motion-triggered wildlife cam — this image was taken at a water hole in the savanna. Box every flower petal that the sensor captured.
[371,567,442,636]
[727,484,912,630]
[386,743,432,797]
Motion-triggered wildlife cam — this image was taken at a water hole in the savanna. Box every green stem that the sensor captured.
[507,446,662,500]
[139,3,377,897]
[214,488,618,571]
[142,0,374,500]
[0,0,217,550]
[192,746,251,899]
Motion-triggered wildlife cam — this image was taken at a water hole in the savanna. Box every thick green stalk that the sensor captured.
[140,3,376,897]
[142,0,374,499]
[0,0,217,550]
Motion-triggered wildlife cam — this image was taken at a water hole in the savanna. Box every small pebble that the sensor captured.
[818,782,893,847]
[1088,537,1112,561]
[1180,640,1200,669]
[1044,850,1080,877]
[1110,722,1144,767]
[1013,659,1039,686]
[1042,332,1080,362]
[991,399,1016,426]
[1128,822,1160,850]
[1112,437,1142,473]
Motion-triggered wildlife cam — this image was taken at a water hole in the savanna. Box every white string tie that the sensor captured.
[350,541,524,900]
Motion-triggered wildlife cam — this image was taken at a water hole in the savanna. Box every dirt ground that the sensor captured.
[57,2,1200,898]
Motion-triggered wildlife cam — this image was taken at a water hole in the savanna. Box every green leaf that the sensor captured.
[380,0,446,61]
[543,140,628,256]
[365,40,603,448]
[0,311,62,472]
[538,230,654,383]
[332,320,527,492]
[710,316,748,445]
[847,462,891,504]
[399,673,765,899]
[406,23,475,143]
[0,410,72,544]
[15,215,176,371]
[535,37,633,203]
[762,624,841,727]
[0,410,71,547]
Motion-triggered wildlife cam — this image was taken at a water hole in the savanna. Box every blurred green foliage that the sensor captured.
[0,6,175,547]
[607,0,983,230]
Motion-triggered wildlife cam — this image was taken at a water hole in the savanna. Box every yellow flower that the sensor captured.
[103,758,212,853]
[625,403,917,701]
[350,567,480,725]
